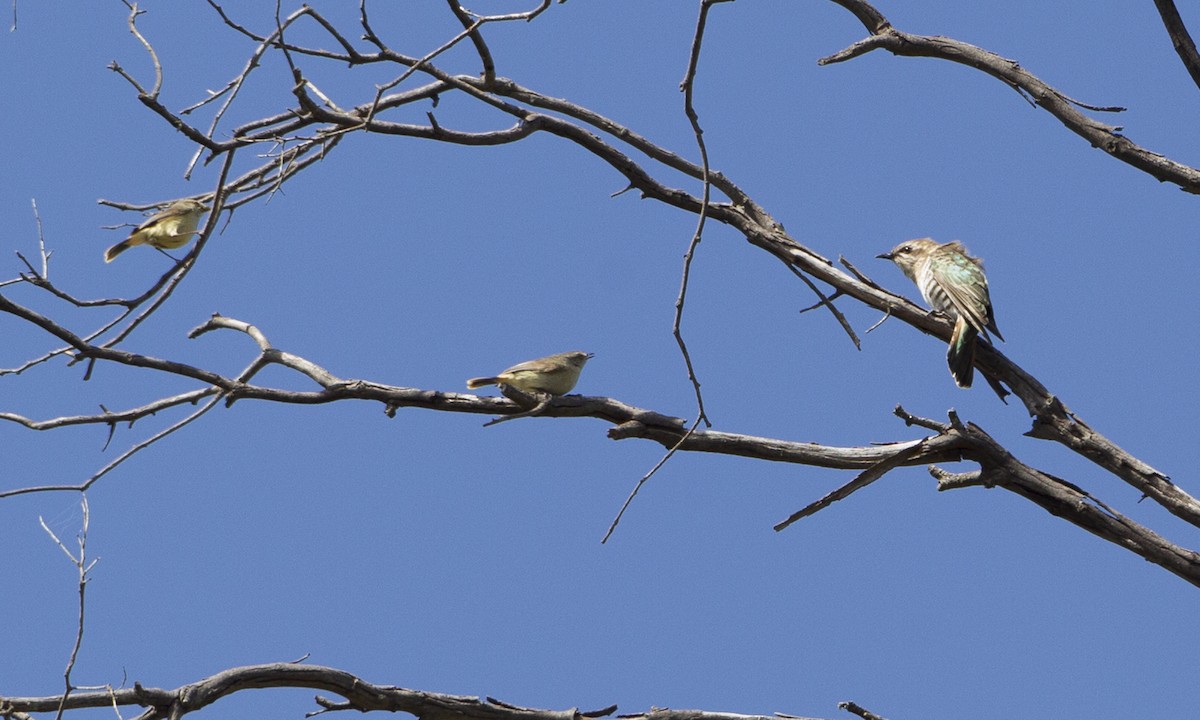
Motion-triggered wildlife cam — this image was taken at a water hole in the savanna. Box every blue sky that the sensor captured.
[2,2,1199,719]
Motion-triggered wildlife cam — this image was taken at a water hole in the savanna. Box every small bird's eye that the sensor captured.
[897,245,911,254]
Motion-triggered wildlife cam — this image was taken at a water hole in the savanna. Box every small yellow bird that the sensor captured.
[104,199,210,263]
[467,351,593,396]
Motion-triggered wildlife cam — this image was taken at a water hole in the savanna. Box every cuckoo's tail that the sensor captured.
[947,319,978,388]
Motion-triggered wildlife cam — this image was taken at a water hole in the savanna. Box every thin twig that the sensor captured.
[31,198,51,277]
[602,418,703,544]
[123,3,161,98]
[39,496,98,720]
[774,439,929,531]
[601,0,732,542]
[672,0,734,431]
[786,263,861,349]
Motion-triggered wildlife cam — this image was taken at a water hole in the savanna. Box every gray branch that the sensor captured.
[0,663,846,720]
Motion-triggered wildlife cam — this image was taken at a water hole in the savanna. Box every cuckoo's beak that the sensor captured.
[876,251,894,260]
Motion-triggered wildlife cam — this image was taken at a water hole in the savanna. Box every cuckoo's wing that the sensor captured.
[930,247,1002,341]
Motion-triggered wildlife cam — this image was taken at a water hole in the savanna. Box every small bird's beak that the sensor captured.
[586,353,596,359]
[876,252,894,260]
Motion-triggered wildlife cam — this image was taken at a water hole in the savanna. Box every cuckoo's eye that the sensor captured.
[896,245,912,255]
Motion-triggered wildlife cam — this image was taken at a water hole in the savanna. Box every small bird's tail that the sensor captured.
[947,319,977,388]
[466,376,500,389]
[104,239,134,263]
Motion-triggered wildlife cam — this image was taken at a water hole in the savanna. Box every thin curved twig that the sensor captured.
[602,416,704,544]
[599,0,731,544]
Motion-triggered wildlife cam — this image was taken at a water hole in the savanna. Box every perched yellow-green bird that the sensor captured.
[467,351,593,396]
[104,199,209,263]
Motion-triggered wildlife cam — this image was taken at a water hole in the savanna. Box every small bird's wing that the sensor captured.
[132,205,179,234]
[930,245,998,340]
[499,357,549,376]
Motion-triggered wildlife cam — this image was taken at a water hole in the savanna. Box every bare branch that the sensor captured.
[123,3,160,97]
[38,497,97,720]
[774,438,929,531]
[836,702,886,720]
[1153,0,1200,93]
[941,421,1200,586]
[672,0,721,428]
[785,264,860,350]
[0,664,823,720]
[446,1,494,83]
[0,388,217,432]
[461,0,558,24]
[821,0,1200,192]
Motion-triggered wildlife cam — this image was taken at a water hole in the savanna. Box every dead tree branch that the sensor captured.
[821,0,1200,192]
[0,664,838,720]
[0,307,1196,587]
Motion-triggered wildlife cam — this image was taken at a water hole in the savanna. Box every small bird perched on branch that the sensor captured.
[877,238,1003,388]
[104,198,209,262]
[467,351,593,396]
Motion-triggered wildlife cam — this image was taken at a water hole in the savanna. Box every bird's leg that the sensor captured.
[927,308,952,321]
[153,247,184,263]
[484,386,554,427]
[499,384,547,409]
